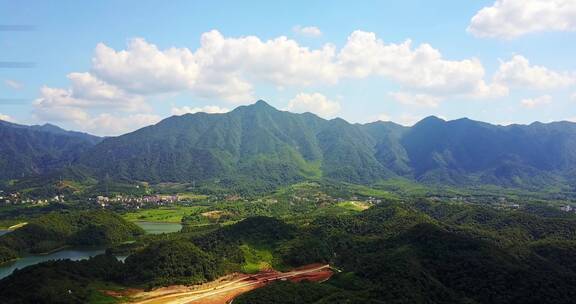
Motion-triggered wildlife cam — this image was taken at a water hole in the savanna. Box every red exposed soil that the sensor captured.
[123,264,333,304]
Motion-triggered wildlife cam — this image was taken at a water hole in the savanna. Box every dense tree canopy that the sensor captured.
[2,200,576,303]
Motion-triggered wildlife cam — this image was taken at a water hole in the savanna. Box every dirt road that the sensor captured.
[129,264,332,304]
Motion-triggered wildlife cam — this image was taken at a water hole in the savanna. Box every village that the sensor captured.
[0,190,65,206]
[0,189,181,210]
[93,194,180,209]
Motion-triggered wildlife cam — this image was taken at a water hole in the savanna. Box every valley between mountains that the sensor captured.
[1,101,576,304]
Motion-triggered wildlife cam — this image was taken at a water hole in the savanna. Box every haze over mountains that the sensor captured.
[2,100,576,191]
[0,120,101,180]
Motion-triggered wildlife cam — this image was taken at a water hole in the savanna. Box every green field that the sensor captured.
[122,206,206,223]
[177,193,210,201]
[336,201,372,211]
[239,244,274,274]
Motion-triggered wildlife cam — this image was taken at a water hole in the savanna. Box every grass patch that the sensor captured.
[177,193,209,201]
[88,282,129,304]
[87,290,122,304]
[239,244,274,274]
[122,206,205,223]
[348,183,399,200]
[337,201,371,212]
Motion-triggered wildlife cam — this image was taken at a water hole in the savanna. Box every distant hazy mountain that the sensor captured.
[400,116,576,187]
[3,101,576,190]
[0,120,101,179]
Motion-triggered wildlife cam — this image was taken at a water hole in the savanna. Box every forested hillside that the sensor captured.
[4,101,576,192]
[0,210,143,263]
[77,101,576,191]
[78,101,392,190]
[0,120,101,180]
[2,200,576,303]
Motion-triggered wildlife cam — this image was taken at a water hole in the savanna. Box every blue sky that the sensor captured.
[1,0,575,135]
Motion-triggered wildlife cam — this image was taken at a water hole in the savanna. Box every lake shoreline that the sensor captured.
[0,258,18,267]
[0,222,181,278]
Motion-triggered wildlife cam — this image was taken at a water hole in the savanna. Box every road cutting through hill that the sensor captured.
[128,264,333,304]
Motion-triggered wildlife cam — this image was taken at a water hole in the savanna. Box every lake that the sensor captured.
[0,221,182,279]
[0,247,106,279]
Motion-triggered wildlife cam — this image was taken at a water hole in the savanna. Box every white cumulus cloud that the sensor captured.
[68,73,147,111]
[376,113,391,122]
[171,105,229,116]
[85,30,502,102]
[494,55,575,89]
[34,30,514,131]
[388,91,441,108]
[92,39,200,95]
[0,113,15,122]
[32,83,160,136]
[33,105,161,136]
[396,114,426,126]
[468,0,576,39]
[34,73,146,112]
[337,31,507,98]
[33,87,91,123]
[293,25,322,37]
[286,93,341,118]
[520,95,552,109]
[91,32,339,102]
[195,30,340,88]
[82,113,161,136]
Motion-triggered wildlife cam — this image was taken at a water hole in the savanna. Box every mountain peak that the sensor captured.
[40,123,65,131]
[253,100,274,108]
[421,115,445,122]
[28,123,69,135]
[233,100,278,114]
[413,115,445,127]
[0,119,15,126]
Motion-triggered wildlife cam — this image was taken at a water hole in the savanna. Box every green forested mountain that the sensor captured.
[78,101,392,191]
[232,200,576,304]
[4,101,576,191]
[0,120,101,180]
[3,200,576,303]
[77,101,576,190]
[0,210,143,263]
[400,116,576,187]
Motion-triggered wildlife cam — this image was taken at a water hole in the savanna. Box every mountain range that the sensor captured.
[2,100,576,192]
[0,120,101,180]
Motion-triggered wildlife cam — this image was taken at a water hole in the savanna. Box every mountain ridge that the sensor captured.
[0,120,102,180]
[2,101,576,192]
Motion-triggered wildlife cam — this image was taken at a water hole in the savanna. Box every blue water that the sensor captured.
[0,247,106,279]
[0,222,180,279]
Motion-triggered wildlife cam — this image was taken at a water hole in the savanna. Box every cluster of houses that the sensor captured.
[94,194,180,208]
[0,191,65,205]
[286,190,384,207]
[365,196,383,204]
[560,205,576,213]
[0,189,185,209]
